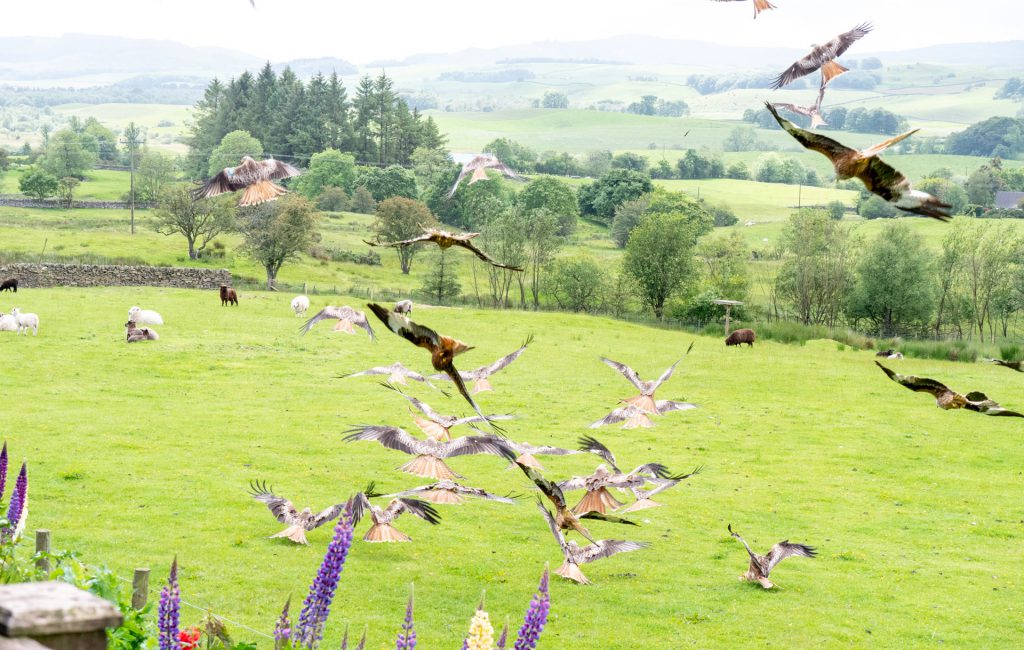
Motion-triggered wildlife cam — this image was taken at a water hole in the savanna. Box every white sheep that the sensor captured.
[10,308,39,336]
[291,295,310,317]
[0,314,17,332]
[394,299,413,315]
[128,306,163,325]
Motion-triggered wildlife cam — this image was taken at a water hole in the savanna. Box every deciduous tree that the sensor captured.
[371,197,438,274]
[154,185,236,260]
[239,194,320,289]
[624,211,700,319]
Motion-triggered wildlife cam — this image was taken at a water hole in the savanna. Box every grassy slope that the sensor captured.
[1,288,1021,648]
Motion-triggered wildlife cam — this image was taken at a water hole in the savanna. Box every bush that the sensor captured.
[350,185,377,214]
[826,200,847,220]
[899,339,981,363]
[858,194,900,219]
[316,187,350,212]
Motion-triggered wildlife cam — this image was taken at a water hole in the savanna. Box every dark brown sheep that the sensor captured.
[220,284,238,307]
[0,278,17,293]
[725,328,756,347]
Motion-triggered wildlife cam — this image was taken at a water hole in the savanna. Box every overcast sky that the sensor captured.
[1,0,1020,63]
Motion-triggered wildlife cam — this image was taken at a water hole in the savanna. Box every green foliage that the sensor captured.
[207,130,263,176]
[966,161,1005,206]
[315,186,350,212]
[848,222,935,337]
[582,150,613,177]
[826,200,847,221]
[155,185,237,260]
[917,177,968,215]
[611,152,649,173]
[295,149,357,198]
[543,255,607,312]
[726,162,750,180]
[625,95,689,117]
[135,150,177,202]
[578,169,652,226]
[410,146,452,190]
[722,127,765,152]
[755,154,816,185]
[947,117,1024,157]
[541,91,569,109]
[18,167,59,199]
[56,176,79,208]
[695,231,749,302]
[516,175,579,236]
[81,116,120,163]
[416,249,462,304]
[482,137,536,172]
[356,165,418,201]
[857,194,900,219]
[238,194,320,288]
[676,149,726,179]
[611,196,649,249]
[534,151,580,176]
[624,211,700,318]
[43,129,97,178]
[350,185,377,214]
[371,197,438,274]
[841,107,909,136]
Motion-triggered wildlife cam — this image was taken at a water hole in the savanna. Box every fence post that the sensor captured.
[34,530,50,574]
[131,568,150,610]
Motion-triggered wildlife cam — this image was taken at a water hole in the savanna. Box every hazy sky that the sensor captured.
[1,0,1020,63]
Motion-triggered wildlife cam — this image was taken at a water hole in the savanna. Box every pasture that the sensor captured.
[1,287,1021,647]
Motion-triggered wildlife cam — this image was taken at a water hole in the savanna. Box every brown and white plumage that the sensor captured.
[501,439,581,471]
[986,358,1024,373]
[366,303,502,431]
[447,154,523,198]
[343,425,513,480]
[771,23,872,89]
[300,305,376,339]
[350,487,441,543]
[385,480,519,505]
[192,156,301,207]
[429,335,533,394]
[538,500,648,585]
[589,403,655,429]
[248,481,345,545]
[342,362,436,387]
[767,103,951,221]
[877,361,1024,417]
[772,77,829,129]
[511,459,638,544]
[709,0,777,19]
[384,383,513,441]
[729,524,816,589]
[600,343,695,413]
[365,227,524,271]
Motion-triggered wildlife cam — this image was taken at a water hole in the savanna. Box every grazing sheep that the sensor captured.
[291,295,310,317]
[128,306,163,326]
[220,284,239,306]
[875,349,904,359]
[10,308,38,336]
[394,299,413,315]
[0,314,16,332]
[725,328,756,348]
[125,320,159,342]
[0,278,17,293]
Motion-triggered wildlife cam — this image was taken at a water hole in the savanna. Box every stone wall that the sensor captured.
[0,263,231,289]
[0,197,156,210]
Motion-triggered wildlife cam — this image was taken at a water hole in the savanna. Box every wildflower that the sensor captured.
[0,442,8,499]
[294,504,354,649]
[3,463,27,542]
[513,569,549,650]
[273,597,291,650]
[178,626,201,650]
[496,623,508,650]
[465,600,494,650]
[158,558,181,650]
[396,587,416,650]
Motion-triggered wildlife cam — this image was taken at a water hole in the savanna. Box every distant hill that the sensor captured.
[865,41,1024,66]
[272,57,358,78]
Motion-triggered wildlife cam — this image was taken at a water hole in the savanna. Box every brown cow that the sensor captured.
[220,284,239,306]
[725,328,755,347]
[0,278,17,293]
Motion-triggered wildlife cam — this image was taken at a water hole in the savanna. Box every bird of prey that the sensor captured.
[385,480,519,505]
[571,436,702,514]
[366,303,502,431]
[447,154,523,198]
[537,500,648,585]
[510,458,637,544]
[342,362,437,387]
[600,343,696,414]
[876,361,1024,417]
[709,0,777,19]
[192,156,301,207]
[349,485,441,543]
[429,335,534,394]
[728,524,816,589]
[766,103,951,221]
[986,358,1024,372]
[300,305,376,339]
[383,383,513,441]
[589,403,655,429]
[248,481,345,545]
[343,425,513,480]
[771,23,872,89]
[500,439,582,471]
[365,227,524,272]
[772,77,829,129]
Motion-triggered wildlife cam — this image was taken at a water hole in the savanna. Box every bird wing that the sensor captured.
[347,309,376,340]
[439,434,513,459]
[651,342,695,391]
[260,158,302,181]
[454,239,525,271]
[447,163,478,198]
[859,129,920,159]
[728,524,762,564]
[365,232,434,248]
[630,463,671,479]
[342,366,393,379]
[772,102,812,118]
[299,306,348,335]
[654,399,699,414]
[484,158,522,180]
[385,497,441,525]
[248,481,300,525]
[988,358,1024,372]
[192,170,237,200]
[442,362,506,434]
[576,539,649,565]
[963,392,1024,417]
[600,357,645,391]
[855,156,909,203]
[579,511,639,526]
[765,102,856,163]
[366,303,441,351]
[307,503,346,530]
[473,334,534,378]
[230,157,270,185]
[588,406,637,429]
[347,492,373,528]
[515,460,568,511]
[576,435,619,471]
[342,425,419,455]
[771,22,872,89]
[556,476,593,491]
[452,484,520,503]
[510,441,580,456]
[766,541,817,572]
[875,361,952,398]
[451,413,515,428]
[536,500,570,556]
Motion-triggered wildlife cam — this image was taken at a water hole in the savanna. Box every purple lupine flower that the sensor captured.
[0,442,8,500]
[273,597,291,650]
[497,623,508,650]
[353,629,367,650]
[293,505,354,649]
[396,588,416,650]
[3,462,26,542]
[513,569,549,650]
[158,558,181,650]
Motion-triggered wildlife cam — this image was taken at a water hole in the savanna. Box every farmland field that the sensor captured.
[1,288,1021,648]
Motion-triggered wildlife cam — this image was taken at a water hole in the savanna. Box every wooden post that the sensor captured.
[131,569,149,610]
[724,304,732,336]
[33,531,49,575]
[0,581,122,650]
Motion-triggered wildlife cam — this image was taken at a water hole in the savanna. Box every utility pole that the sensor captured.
[121,123,143,235]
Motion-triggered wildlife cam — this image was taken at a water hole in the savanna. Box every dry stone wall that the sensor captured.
[0,263,231,289]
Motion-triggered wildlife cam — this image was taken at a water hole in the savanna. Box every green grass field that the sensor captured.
[1,288,1021,647]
